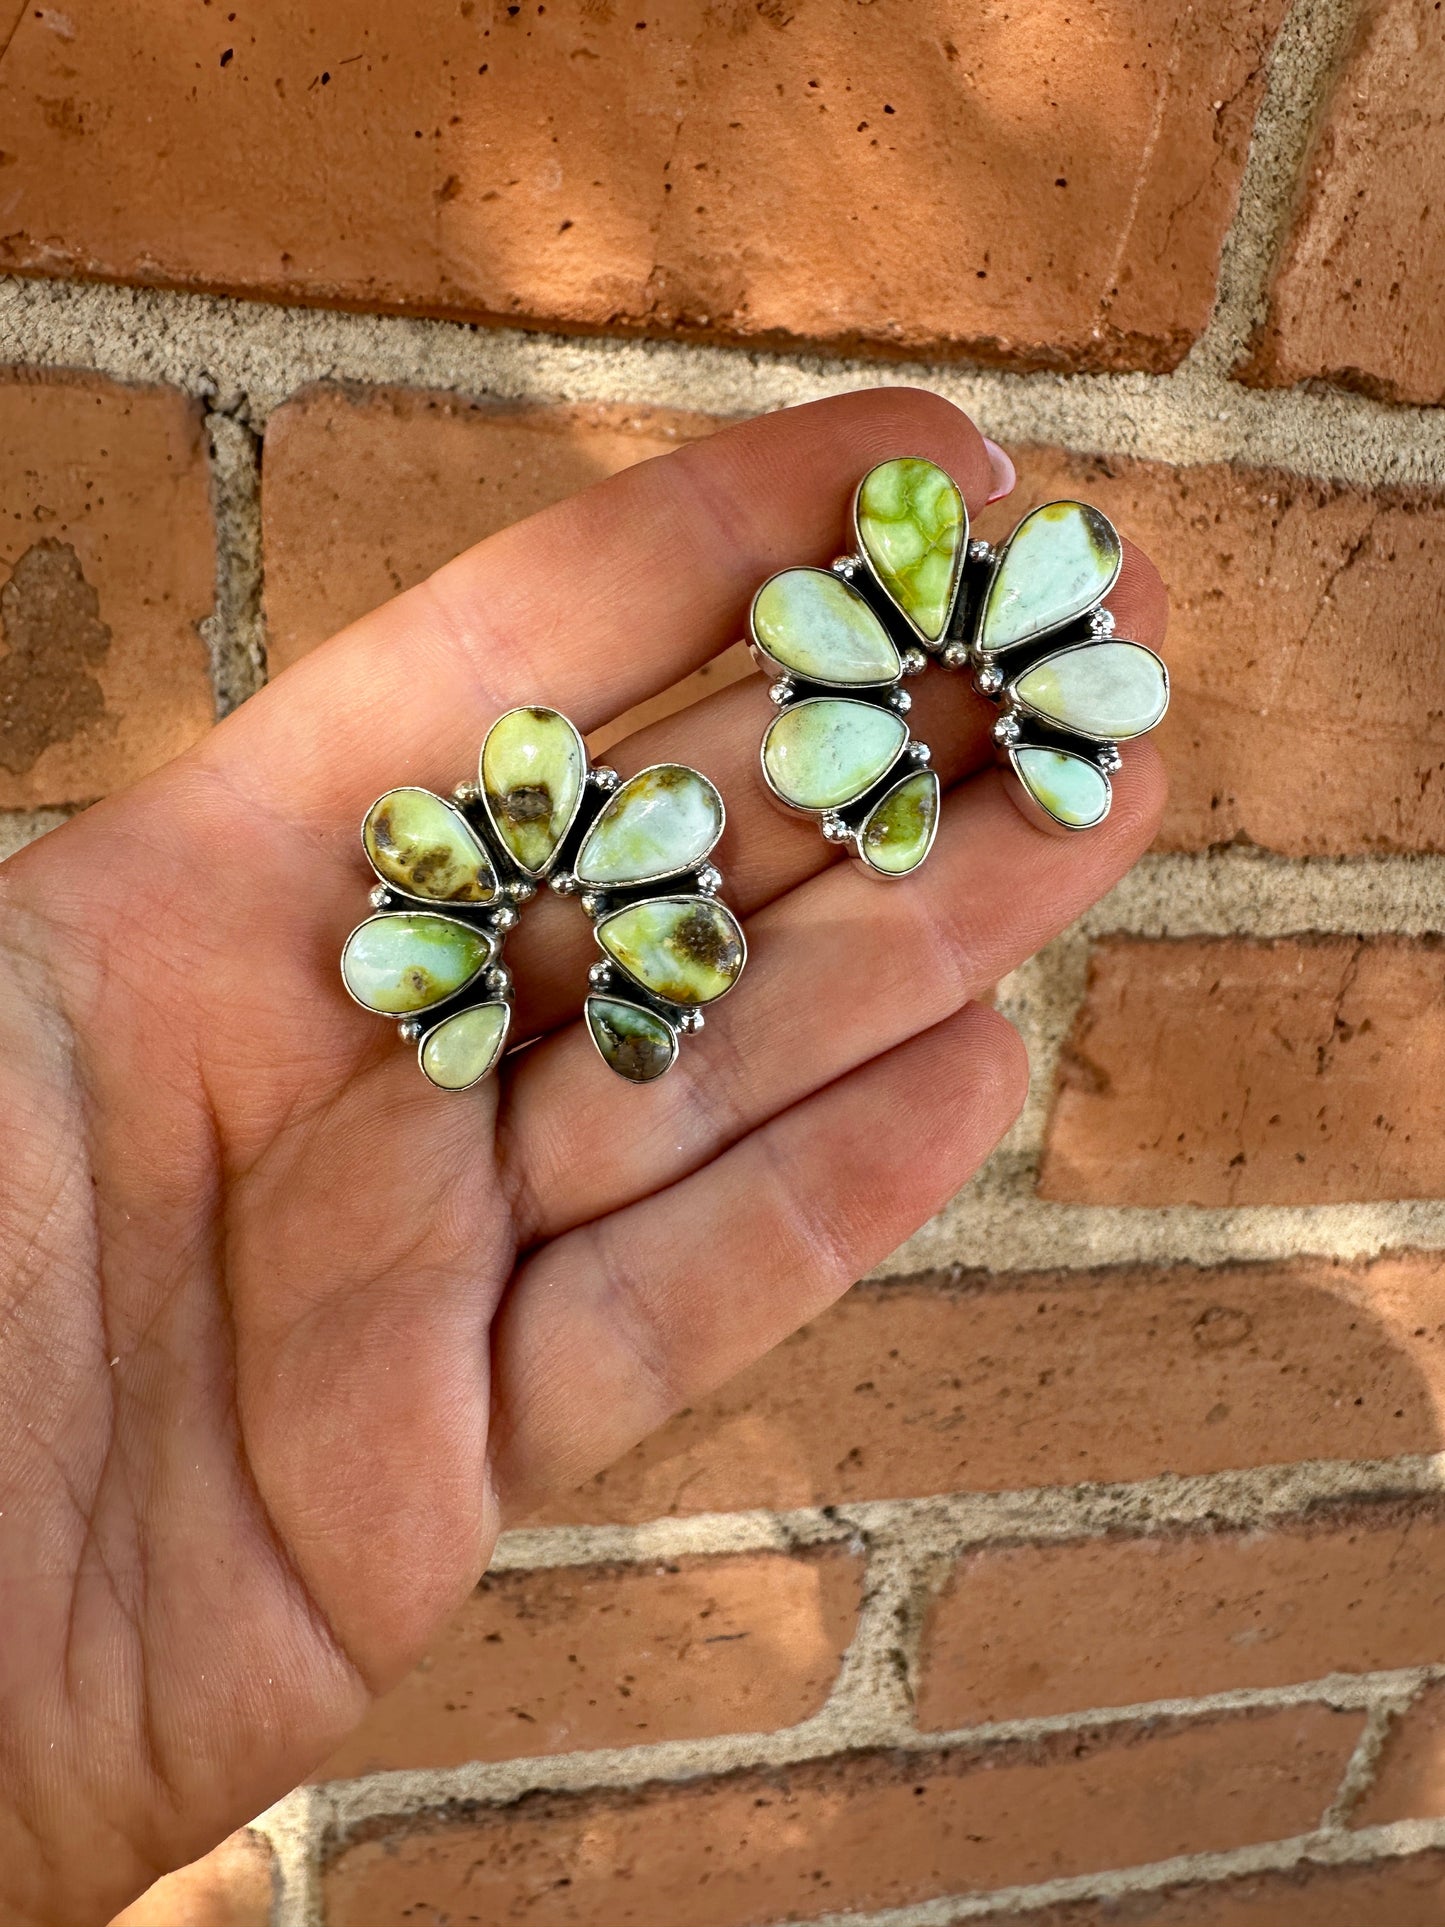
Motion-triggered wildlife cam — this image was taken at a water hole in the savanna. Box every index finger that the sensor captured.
[201,388,998,828]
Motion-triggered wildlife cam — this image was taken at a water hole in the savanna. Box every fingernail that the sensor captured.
[983,437,1016,504]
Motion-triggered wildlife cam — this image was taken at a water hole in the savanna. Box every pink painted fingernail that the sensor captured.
[983,437,1016,503]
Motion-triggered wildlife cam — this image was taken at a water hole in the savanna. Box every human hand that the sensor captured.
[0,389,1166,1925]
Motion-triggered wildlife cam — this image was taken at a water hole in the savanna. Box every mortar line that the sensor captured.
[1321,1689,1413,1830]
[247,1786,321,1927]
[314,1662,1438,1835]
[200,407,268,714]
[490,1454,1445,1574]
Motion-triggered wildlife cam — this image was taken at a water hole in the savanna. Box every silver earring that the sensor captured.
[751,456,1169,868]
[341,707,746,1088]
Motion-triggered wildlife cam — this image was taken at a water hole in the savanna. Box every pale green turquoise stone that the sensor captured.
[597,897,745,1007]
[751,568,901,686]
[363,788,498,903]
[586,996,678,1082]
[979,501,1122,654]
[419,1001,510,1089]
[1014,747,1111,829]
[575,764,723,887]
[1011,641,1168,741]
[480,706,586,875]
[859,769,940,876]
[762,699,908,811]
[855,457,966,641]
[341,913,492,1015]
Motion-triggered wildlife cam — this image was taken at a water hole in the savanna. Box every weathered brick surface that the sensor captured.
[107,1830,274,1927]
[320,1709,1360,1926]
[917,1503,1445,1730]
[975,451,1445,856]
[0,0,1289,371]
[1006,1852,1445,1925]
[524,1254,1445,1525]
[0,370,214,807]
[1355,1680,1445,1826]
[316,1549,862,1779]
[1039,937,1445,1207]
[1248,0,1445,403]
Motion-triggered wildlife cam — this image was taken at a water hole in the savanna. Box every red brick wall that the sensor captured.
[3,1,1444,1922]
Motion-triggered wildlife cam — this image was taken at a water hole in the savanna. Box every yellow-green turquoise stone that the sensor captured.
[762,699,908,811]
[480,706,586,875]
[419,1001,510,1089]
[855,457,966,642]
[586,996,678,1082]
[979,501,1122,654]
[575,764,723,887]
[1011,641,1168,742]
[596,897,744,1006]
[751,568,901,686]
[1013,747,1111,829]
[859,769,940,876]
[341,913,492,1015]
[362,788,498,903]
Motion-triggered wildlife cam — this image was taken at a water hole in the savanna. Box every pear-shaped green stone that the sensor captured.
[362,788,498,903]
[575,764,723,887]
[341,913,492,1015]
[859,768,940,876]
[419,1000,510,1089]
[855,457,966,642]
[586,996,678,1083]
[1012,747,1111,829]
[751,568,902,686]
[1011,641,1168,742]
[596,896,745,1007]
[480,706,586,876]
[978,501,1122,654]
[762,699,908,811]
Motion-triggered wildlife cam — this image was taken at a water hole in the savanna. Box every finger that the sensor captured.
[500,744,1165,1242]
[499,530,1169,1040]
[488,999,1029,1513]
[202,388,997,828]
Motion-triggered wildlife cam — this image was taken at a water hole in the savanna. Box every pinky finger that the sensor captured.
[487,1001,1028,1517]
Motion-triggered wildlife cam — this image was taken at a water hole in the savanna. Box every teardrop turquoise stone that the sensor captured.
[1011,641,1168,741]
[762,699,908,811]
[480,706,586,875]
[751,568,902,686]
[1012,747,1111,829]
[978,501,1122,654]
[419,1001,510,1089]
[586,996,678,1082]
[575,764,723,887]
[859,769,940,876]
[341,913,493,1015]
[855,457,966,642]
[363,788,498,903]
[596,897,745,1006]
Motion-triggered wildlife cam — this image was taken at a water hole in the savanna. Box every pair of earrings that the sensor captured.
[340,706,746,1088]
[752,455,1169,863]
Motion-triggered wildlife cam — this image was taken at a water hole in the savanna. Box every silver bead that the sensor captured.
[506,878,537,904]
[1098,743,1124,774]
[369,882,393,910]
[888,687,912,714]
[1090,605,1117,637]
[551,872,578,896]
[768,676,795,707]
[490,904,520,933]
[821,813,853,845]
[678,1009,705,1035]
[830,554,860,578]
[590,766,621,792]
[993,713,1021,746]
[486,965,512,997]
[969,539,996,566]
[941,640,972,671]
[397,1020,422,1045]
[975,662,1004,697]
[695,863,723,896]
[908,740,933,765]
[588,961,613,989]
[901,647,927,677]
[452,781,480,806]
[579,891,603,920]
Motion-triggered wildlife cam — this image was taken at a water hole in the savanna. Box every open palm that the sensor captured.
[0,390,1167,1926]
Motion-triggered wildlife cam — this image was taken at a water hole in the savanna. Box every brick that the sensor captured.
[1003,1851,1445,1926]
[107,1830,274,1927]
[260,387,750,734]
[0,370,214,807]
[0,0,1288,372]
[1039,937,1445,1207]
[917,1502,1445,1730]
[1355,1680,1445,1826]
[316,1548,862,1779]
[320,1708,1360,1926]
[525,1253,1445,1525]
[975,451,1445,856]
[1248,0,1445,403]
